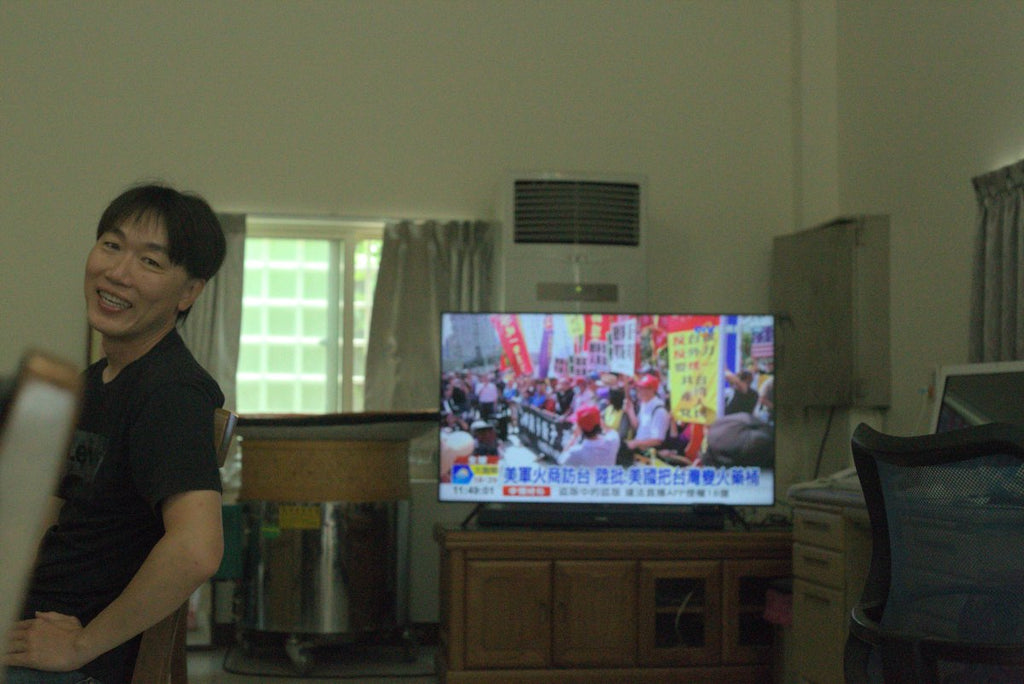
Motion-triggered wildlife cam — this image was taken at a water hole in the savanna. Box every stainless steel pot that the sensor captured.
[240,500,409,636]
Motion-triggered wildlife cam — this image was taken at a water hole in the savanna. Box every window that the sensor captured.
[236,217,383,414]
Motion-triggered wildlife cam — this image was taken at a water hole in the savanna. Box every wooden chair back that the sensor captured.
[213,408,238,469]
[0,351,81,680]
[130,407,237,684]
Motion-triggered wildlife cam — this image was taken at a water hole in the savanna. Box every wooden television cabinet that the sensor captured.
[434,524,791,683]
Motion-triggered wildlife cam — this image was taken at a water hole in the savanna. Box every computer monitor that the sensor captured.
[930,360,1024,433]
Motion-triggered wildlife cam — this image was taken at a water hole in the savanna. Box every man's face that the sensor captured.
[84,217,203,349]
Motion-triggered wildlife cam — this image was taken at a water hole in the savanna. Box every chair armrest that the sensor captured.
[849,601,885,646]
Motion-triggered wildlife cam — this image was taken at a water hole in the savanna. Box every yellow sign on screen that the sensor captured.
[668,327,720,425]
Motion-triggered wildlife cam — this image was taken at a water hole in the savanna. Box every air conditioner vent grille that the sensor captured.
[513,179,640,245]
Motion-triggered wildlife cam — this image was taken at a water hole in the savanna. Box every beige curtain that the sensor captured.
[970,160,1024,362]
[364,220,497,411]
[180,213,246,409]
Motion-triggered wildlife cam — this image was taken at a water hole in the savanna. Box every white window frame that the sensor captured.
[242,216,384,413]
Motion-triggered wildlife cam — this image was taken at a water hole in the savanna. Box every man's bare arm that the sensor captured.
[6,489,223,672]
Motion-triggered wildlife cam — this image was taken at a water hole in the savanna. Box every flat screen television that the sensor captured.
[930,360,1024,433]
[439,312,777,528]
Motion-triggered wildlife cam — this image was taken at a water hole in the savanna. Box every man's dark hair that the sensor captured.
[96,183,226,321]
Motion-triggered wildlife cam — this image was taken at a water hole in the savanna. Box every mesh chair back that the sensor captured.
[848,422,1024,683]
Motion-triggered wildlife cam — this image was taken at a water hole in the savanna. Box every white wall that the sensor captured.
[835,1,1024,435]
[1,0,800,366]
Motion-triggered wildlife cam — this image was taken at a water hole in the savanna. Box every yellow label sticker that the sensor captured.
[278,504,322,530]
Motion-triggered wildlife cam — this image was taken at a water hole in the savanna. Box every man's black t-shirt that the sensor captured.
[25,329,223,683]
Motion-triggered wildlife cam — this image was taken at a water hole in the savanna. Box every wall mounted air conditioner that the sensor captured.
[499,172,649,312]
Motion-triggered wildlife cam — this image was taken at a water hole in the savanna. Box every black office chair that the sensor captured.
[844,422,1024,683]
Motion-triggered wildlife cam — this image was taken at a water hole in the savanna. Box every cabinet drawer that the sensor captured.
[793,508,843,550]
[792,542,843,588]
[792,579,847,684]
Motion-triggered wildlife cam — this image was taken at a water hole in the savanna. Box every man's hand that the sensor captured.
[5,611,90,672]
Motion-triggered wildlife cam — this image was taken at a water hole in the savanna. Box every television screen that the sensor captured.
[439,313,776,514]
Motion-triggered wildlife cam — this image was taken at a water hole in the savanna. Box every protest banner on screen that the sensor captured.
[490,314,534,377]
[667,319,723,425]
[588,340,608,374]
[515,402,573,460]
[608,318,637,376]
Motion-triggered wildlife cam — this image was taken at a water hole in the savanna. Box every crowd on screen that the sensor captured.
[440,358,774,475]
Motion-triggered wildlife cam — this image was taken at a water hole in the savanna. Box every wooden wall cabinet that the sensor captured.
[435,525,791,683]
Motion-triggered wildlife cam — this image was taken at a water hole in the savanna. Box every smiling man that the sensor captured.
[5,184,227,684]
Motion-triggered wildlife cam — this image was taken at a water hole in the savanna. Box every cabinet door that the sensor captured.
[552,560,637,667]
[637,560,721,666]
[464,560,551,669]
[722,558,791,664]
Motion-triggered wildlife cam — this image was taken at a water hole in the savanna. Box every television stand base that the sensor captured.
[471,503,726,530]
